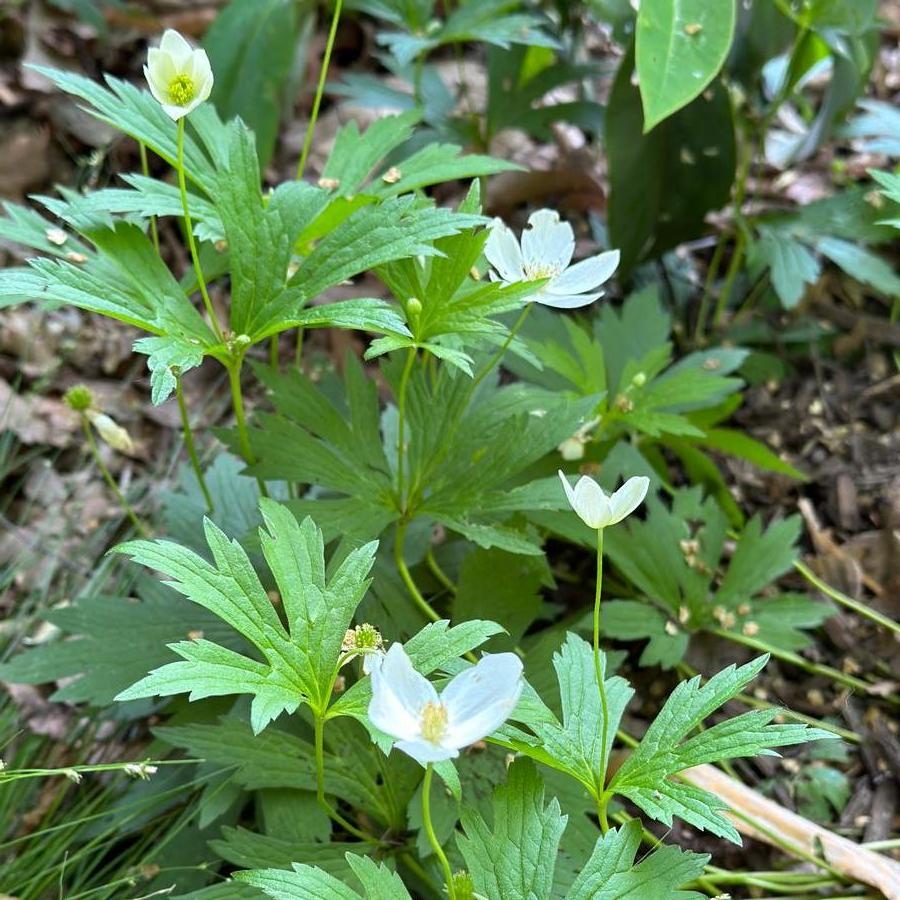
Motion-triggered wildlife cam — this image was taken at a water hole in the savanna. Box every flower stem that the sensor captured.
[422,764,456,900]
[81,418,147,537]
[176,117,223,342]
[226,357,269,498]
[175,374,214,514]
[394,519,440,624]
[593,527,611,832]
[470,304,531,392]
[711,626,898,705]
[313,713,378,843]
[426,548,456,595]
[396,348,417,511]
[296,0,343,180]
[794,559,900,636]
[138,141,159,254]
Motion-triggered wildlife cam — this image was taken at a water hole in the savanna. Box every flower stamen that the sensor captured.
[167,74,196,106]
[420,701,449,744]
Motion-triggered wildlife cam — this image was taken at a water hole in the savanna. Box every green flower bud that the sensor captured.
[406,297,423,319]
[63,384,94,412]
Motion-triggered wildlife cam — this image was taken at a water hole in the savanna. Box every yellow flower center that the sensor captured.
[420,701,448,744]
[167,74,196,106]
[523,262,561,281]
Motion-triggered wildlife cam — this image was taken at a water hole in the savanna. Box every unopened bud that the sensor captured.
[406,297,422,319]
[87,411,135,454]
[558,436,585,461]
[631,371,647,387]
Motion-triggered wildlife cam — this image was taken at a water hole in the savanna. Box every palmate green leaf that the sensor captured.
[31,65,219,194]
[457,759,566,900]
[749,227,821,308]
[0,267,49,308]
[271,299,410,343]
[211,829,351,878]
[285,197,486,301]
[235,854,411,900]
[817,236,900,297]
[636,0,737,131]
[133,335,205,405]
[568,819,707,900]
[212,120,330,337]
[497,636,633,793]
[36,174,224,244]
[0,199,93,259]
[458,761,707,900]
[0,578,242,707]
[320,110,421,196]
[114,500,377,731]
[608,655,835,842]
[372,142,521,198]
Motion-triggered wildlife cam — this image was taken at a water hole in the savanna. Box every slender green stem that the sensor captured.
[175,374,214,514]
[296,0,344,180]
[422,764,456,900]
[426,548,456,595]
[471,304,531,392]
[313,713,377,843]
[396,348,417,511]
[711,627,898,705]
[794,559,900,636]
[694,234,726,345]
[227,357,269,498]
[138,142,159,254]
[176,118,222,342]
[394,519,441,624]
[593,527,612,832]
[81,418,147,537]
[712,230,745,329]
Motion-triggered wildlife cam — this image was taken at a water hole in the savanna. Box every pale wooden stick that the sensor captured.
[684,763,900,899]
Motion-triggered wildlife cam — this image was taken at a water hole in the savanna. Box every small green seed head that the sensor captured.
[64,384,94,412]
[167,74,196,106]
[343,623,383,655]
[451,871,476,900]
[406,297,422,319]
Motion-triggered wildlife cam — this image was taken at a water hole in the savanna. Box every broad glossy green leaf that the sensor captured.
[607,49,735,272]
[636,0,737,131]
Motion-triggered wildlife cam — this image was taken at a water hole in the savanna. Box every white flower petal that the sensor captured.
[441,653,523,748]
[572,475,611,529]
[367,644,436,742]
[559,469,579,510]
[188,49,214,100]
[522,209,574,272]
[160,102,189,121]
[547,250,620,294]
[533,289,603,310]
[485,219,524,283]
[159,29,193,66]
[394,738,459,765]
[607,476,650,525]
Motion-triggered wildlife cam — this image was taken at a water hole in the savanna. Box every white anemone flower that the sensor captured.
[367,643,523,765]
[485,209,620,309]
[144,30,214,121]
[559,470,649,530]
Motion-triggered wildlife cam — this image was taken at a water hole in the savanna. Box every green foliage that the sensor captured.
[607,49,736,273]
[636,0,737,131]
[204,0,308,168]
[608,656,834,841]
[114,501,377,731]
[598,488,831,666]
[457,759,709,898]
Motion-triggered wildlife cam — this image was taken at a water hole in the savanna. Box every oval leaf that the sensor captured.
[636,0,737,131]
